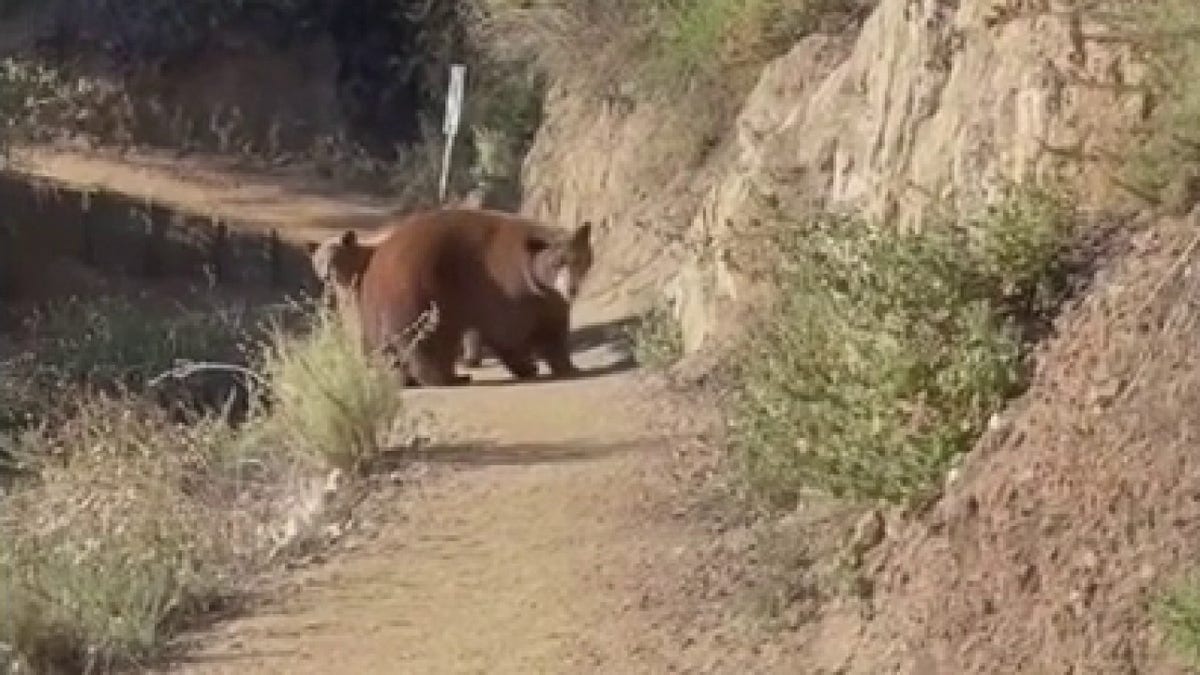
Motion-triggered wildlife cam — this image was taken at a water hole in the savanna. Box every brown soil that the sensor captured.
[824,212,1200,674]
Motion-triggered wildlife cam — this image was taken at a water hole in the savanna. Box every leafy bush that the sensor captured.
[627,303,684,370]
[729,185,1075,507]
[1103,0,1200,204]
[1155,576,1200,669]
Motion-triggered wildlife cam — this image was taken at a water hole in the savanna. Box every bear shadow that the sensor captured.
[454,316,640,389]
[376,435,691,470]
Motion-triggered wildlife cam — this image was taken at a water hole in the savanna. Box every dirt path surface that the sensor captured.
[9,145,396,243]
[155,300,765,675]
[11,145,791,673]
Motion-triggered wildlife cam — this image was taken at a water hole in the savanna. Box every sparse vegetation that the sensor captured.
[1105,0,1200,205]
[627,303,685,370]
[254,301,404,475]
[0,295,258,432]
[1154,577,1200,669]
[0,398,250,673]
[728,184,1076,507]
[468,0,871,176]
[472,0,868,98]
[28,295,250,388]
[0,297,406,671]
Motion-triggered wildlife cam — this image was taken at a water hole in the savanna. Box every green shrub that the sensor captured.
[1104,0,1200,203]
[627,303,685,370]
[729,185,1074,507]
[1154,576,1200,669]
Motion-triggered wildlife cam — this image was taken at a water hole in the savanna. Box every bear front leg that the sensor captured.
[536,316,580,379]
[459,329,484,368]
[491,345,540,381]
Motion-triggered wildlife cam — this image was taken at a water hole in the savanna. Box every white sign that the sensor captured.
[443,64,466,137]
[439,64,467,203]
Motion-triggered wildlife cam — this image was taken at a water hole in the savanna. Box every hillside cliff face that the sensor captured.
[520,0,1145,351]
[521,2,1200,672]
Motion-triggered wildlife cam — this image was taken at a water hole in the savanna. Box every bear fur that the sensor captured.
[356,208,593,387]
[305,228,485,367]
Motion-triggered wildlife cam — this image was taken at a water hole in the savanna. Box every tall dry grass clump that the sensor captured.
[254,303,404,475]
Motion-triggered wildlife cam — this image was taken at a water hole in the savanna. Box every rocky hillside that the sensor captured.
[520,0,1147,349]
[516,0,1200,671]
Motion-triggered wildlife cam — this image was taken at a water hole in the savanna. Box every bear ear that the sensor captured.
[568,222,592,251]
[340,230,358,248]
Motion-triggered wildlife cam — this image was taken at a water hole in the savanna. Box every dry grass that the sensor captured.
[470,0,869,99]
[0,298,408,671]
[0,397,253,673]
[253,301,405,475]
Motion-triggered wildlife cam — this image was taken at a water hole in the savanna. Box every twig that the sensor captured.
[148,360,267,390]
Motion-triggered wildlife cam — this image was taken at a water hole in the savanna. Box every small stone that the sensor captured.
[850,509,886,556]
[1140,563,1156,582]
[324,468,344,496]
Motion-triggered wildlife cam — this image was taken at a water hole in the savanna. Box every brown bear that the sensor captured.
[305,229,485,367]
[356,208,593,387]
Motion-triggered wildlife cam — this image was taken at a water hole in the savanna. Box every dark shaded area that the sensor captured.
[0,169,323,440]
[25,0,470,157]
[377,437,679,470]
[569,315,640,354]
[0,170,319,309]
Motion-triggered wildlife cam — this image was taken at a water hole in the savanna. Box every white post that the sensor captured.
[439,64,467,204]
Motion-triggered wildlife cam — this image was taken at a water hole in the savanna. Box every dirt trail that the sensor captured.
[9,145,396,243]
[10,146,783,673]
[159,300,735,674]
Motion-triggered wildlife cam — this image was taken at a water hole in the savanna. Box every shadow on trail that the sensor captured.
[377,436,682,470]
[458,353,638,389]
[166,648,303,669]
[569,315,640,353]
[448,315,642,389]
